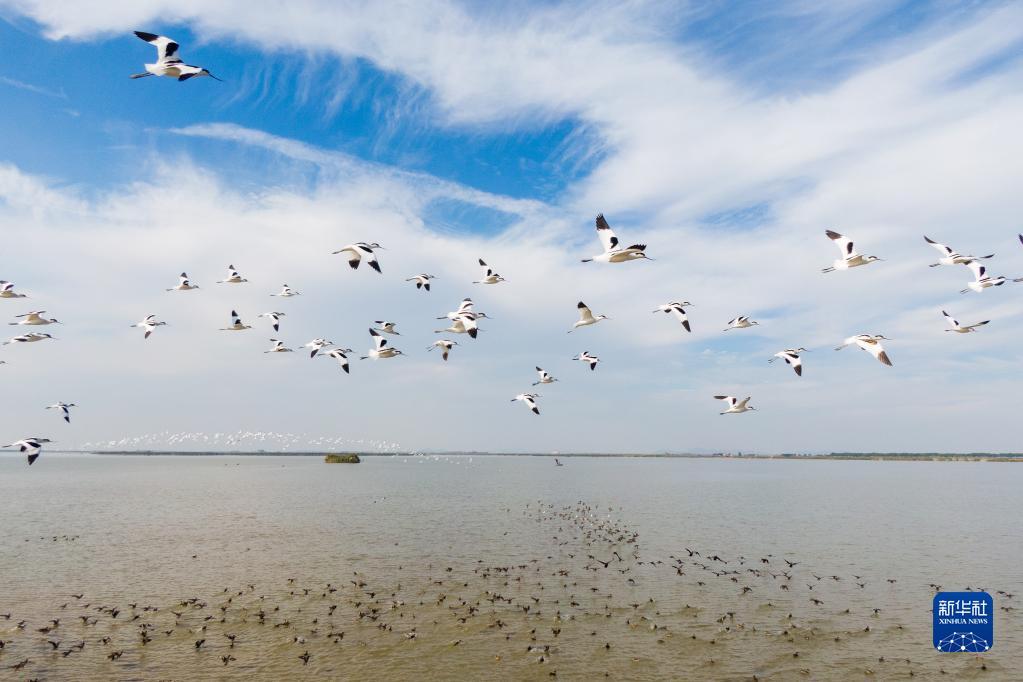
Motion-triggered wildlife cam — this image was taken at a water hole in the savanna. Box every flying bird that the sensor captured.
[652,302,693,332]
[573,351,600,371]
[435,315,479,339]
[3,437,52,465]
[361,328,403,359]
[569,301,609,332]
[428,339,459,361]
[217,265,248,284]
[373,321,400,335]
[961,260,1022,293]
[9,311,60,326]
[723,316,759,331]
[320,348,354,373]
[581,214,651,263]
[533,367,558,386]
[923,236,993,267]
[220,311,252,331]
[406,274,436,291]
[3,332,56,345]
[46,402,76,424]
[271,284,300,297]
[822,230,882,272]
[436,299,488,339]
[166,273,199,291]
[257,312,286,332]
[332,243,383,273]
[264,339,293,353]
[0,281,27,299]
[714,396,756,415]
[131,315,167,339]
[511,393,541,415]
[130,31,223,81]
[942,311,989,334]
[304,339,333,358]
[835,334,893,366]
[769,348,808,376]
[474,259,506,284]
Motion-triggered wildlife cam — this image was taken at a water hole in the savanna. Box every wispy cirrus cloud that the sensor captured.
[0,74,66,98]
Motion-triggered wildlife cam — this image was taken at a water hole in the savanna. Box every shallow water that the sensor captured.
[0,454,1019,680]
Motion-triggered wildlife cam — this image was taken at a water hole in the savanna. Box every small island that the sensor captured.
[324,453,361,464]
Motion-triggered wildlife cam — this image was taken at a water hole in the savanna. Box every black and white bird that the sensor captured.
[3,437,52,465]
[166,272,199,291]
[474,259,506,284]
[131,315,167,339]
[652,302,693,332]
[130,31,222,81]
[258,312,286,333]
[723,315,759,331]
[511,393,541,415]
[319,347,354,373]
[361,328,403,359]
[769,348,809,376]
[439,298,476,320]
[573,351,600,371]
[304,338,333,358]
[581,214,651,263]
[533,367,558,386]
[9,311,60,326]
[332,243,383,273]
[0,281,27,299]
[942,310,989,333]
[961,260,1022,293]
[406,274,436,291]
[569,301,609,332]
[217,265,248,284]
[220,310,252,331]
[3,332,56,345]
[264,339,293,353]
[373,321,400,335]
[835,334,893,366]
[435,315,480,339]
[923,236,994,267]
[271,284,300,298]
[428,339,458,361]
[46,402,76,424]
[714,396,756,415]
[822,230,882,272]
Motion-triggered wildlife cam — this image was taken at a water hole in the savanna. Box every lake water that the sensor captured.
[1,454,1019,680]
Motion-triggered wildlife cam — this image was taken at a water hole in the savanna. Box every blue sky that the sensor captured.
[1,1,1022,453]
[0,18,591,203]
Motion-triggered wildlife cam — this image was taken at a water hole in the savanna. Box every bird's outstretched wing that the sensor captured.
[595,214,620,253]
[134,31,182,65]
[826,230,857,258]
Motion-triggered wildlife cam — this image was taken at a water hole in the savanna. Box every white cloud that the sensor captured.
[1,1,1022,452]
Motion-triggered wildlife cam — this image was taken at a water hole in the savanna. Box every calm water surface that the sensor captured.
[0,454,1019,680]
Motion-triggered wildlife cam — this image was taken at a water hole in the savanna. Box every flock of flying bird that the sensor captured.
[3,31,1023,462]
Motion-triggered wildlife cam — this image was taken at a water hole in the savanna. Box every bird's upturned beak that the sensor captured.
[208,73,224,82]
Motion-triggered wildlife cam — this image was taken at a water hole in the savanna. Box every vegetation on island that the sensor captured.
[324,453,361,463]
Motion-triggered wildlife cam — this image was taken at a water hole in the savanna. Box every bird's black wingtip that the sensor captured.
[134,30,159,42]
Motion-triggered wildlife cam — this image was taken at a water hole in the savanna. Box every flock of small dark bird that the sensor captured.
[1,501,1012,679]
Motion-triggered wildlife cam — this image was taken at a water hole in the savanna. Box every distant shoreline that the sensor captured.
[50,451,1023,462]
